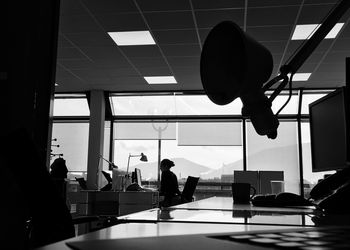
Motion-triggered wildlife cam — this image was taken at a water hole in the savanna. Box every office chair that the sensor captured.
[181,176,200,203]
[2,128,101,248]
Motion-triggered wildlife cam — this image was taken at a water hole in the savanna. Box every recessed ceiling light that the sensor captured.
[108,31,156,46]
[144,76,177,84]
[292,23,344,40]
[55,83,59,86]
[292,73,311,81]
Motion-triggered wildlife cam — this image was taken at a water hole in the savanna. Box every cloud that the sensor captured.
[119,141,155,152]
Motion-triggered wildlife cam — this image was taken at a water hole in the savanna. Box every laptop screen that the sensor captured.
[135,168,142,186]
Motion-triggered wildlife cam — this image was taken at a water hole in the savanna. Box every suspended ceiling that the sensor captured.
[55,0,350,93]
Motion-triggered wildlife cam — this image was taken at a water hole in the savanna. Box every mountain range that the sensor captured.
[129,143,309,181]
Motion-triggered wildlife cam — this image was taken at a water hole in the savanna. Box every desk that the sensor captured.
[172,197,315,213]
[67,190,159,216]
[36,223,297,250]
[36,196,325,250]
[118,196,316,226]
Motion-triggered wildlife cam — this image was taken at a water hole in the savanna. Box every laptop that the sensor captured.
[66,226,350,250]
[134,168,157,192]
[101,170,113,183]
[75,177,87,190]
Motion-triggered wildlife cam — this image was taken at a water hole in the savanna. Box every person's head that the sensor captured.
[160,159,175,172]
[50,158,68,179]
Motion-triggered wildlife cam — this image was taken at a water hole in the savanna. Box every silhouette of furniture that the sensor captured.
[68,190,159,217]
[234,170,284,195]
[159,176,200,207]
[2,129,107,248]
[181,176,200,203]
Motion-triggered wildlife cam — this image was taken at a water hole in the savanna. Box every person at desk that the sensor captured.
[159,159,181,207]
[49,157,69,199]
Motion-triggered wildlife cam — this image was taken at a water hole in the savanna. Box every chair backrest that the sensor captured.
[181,176,199,202]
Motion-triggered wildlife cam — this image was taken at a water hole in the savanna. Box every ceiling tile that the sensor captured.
[95,13,147,31]
[316,63,347,74]
[332,38,350,51]
[71,68,115,80]
[152,29,199,44]
[58,35,74,48]
[81,46,132,67]
[167,56,200,68]
[144,11,195,30]
[59,14,103,33]
[247,6,299,26]
[160,44,201,57]
[297,4,336,24]
[55,67,79,79]
[55,78,88,91]
[60,0,87,16]
[297,63,318,72]
[246,26,294,41]
[192,0,245,10]
[324,51,350,64]
[109,76,146,85]
[248,0,303,7]
[138,67,173,75]
[107,67,140,77]
[137,0,190,11]
[57,59,95,69]
[82,0,138,14]
[119,46,163,58]
[195,9,244,28]
[304,0,338,4]
[64,32,115,47]
[57,48,87,59]
[338,25,350,38]
[131,57,169,68]
[309,72,345,84]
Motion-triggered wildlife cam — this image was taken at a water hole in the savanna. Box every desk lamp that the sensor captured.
[200,0,350,139]
[126,153,148,180]
[100,155,118,170]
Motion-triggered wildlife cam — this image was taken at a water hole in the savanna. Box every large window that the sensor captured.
[53,94,90,116]
[113,120,244,184]
[247,121,300,194]
[51,122,89,173]
[51,94,90,179]
[110,94,242,116]
[50,90,339,197]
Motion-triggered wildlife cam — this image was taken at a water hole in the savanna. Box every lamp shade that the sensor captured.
[140,153,148,162]
[200,21,273,105]
[200,21,279,139]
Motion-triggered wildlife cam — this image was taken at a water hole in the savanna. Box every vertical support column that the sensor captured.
[87,90,105,190]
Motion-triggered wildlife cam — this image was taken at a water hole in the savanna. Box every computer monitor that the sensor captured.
[309,87,350,172]
[135,168,142,186]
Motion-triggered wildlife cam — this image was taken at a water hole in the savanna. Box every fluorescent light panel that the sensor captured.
[144,76,177,84]
[108,31,156,46]
[292,73,312,81]
[292,23,344,40]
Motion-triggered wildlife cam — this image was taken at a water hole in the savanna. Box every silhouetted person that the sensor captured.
[2,129,74,248]
[160,159,181,207]
[50,157,68,200]
[50,157,68,179]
